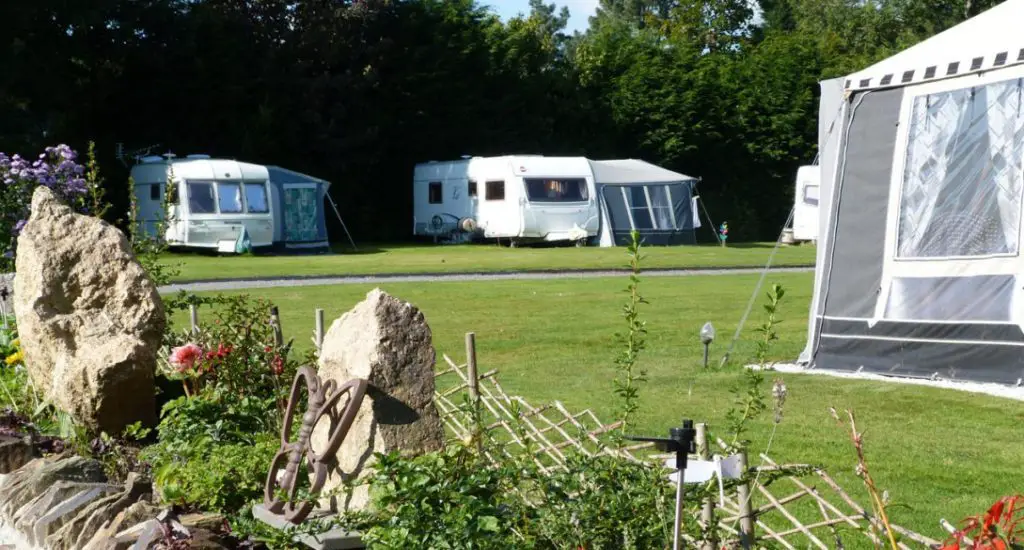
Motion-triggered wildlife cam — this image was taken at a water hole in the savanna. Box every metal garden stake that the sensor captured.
[627,418,697,550]
[0,286,9,330]
[700,322,715,368]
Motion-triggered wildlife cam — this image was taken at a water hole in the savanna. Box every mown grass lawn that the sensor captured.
[167,271,1023,546]
[161,241,817,282]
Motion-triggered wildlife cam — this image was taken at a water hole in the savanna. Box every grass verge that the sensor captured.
[166,272,1023,544]
[161,241,817,282]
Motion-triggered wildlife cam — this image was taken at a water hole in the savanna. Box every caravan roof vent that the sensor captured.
[163,152,177,160]
[186,154,212,160]
[139,155,164,164]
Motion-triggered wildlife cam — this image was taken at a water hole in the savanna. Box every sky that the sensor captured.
[485,0,601,34]
[485,0,761,35]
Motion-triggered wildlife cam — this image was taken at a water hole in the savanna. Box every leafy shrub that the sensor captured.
[148,430,278,514]
[142,383,281,513]
[143,293,298,516]
[1,320,20,368]
[357,443,680,550]
[526,454,676,549]
[151,387,275,453]
[0,144,104,270]
[362,444,527,549]
[88,421,153,482]
[162,293,299,414]
[0,323,69,440]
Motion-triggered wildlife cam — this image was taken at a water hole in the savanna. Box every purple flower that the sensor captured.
[13,220,27,233]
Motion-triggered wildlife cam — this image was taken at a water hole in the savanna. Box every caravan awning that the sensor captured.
[845,0,1024,92]
[267,165,332,191]
[588,159,696,185]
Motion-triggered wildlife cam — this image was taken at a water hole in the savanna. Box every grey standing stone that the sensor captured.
[312,288,445,512]
[13,186,165,434]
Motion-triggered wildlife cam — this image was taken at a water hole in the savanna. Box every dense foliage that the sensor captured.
[0,0,1000,244]
[0,144,100,269]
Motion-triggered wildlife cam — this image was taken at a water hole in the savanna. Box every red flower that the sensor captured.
[943,495,1024,550]
[271,355,284,376]
[169,343,203,373]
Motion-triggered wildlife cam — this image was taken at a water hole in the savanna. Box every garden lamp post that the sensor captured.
[626,418,697,550]
[700,322,715,369]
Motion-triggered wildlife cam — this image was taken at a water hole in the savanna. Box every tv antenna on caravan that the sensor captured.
[115,143,162,167]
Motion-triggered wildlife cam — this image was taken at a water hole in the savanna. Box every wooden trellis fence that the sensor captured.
[434,332,941,550]
[181,304,947,550]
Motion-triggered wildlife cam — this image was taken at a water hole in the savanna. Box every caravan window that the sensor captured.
[150,184,161,201]
[245,183,270,213]
[646,185,676,229]
[187,182,216,214]
[803,184,819,206]
[468,180,478,198]
[524,178,588,202]
[896,77,1024,258]
[626,187,654,229]
[217,182,244,213]
[428,181,443,204]
[485,180,505,201]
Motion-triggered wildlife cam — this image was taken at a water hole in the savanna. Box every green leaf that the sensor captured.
[478,515,500,532]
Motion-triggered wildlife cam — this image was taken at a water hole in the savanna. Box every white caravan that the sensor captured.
[792,165,820,242]
[412,155,598,245]
[130,154,334,252]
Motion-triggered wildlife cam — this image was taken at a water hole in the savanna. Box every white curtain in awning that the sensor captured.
[897,77,1024,258]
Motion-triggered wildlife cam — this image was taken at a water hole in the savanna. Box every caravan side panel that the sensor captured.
[129,163,170,239]
[792,166,820,242]
[412,161,474,237]
[504,156,597,241]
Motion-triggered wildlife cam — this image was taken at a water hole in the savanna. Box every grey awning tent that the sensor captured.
[266,166,332,250]
[589,159,700,247]
[801,0,1024,386]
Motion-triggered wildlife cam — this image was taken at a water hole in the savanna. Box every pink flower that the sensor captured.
[170,343,203,373]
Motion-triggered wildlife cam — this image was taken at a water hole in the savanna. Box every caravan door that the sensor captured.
[478,178,521,238]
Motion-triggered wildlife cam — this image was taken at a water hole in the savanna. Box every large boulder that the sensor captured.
[13,186,165,434]
[312,288,445,512]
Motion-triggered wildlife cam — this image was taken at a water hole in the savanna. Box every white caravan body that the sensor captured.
[130,155,335,252]
[131,155,274,251]
[792,165,820,242]
[412,155,598,243]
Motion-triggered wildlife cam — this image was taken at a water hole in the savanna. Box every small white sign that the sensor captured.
[665,454,745,507]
